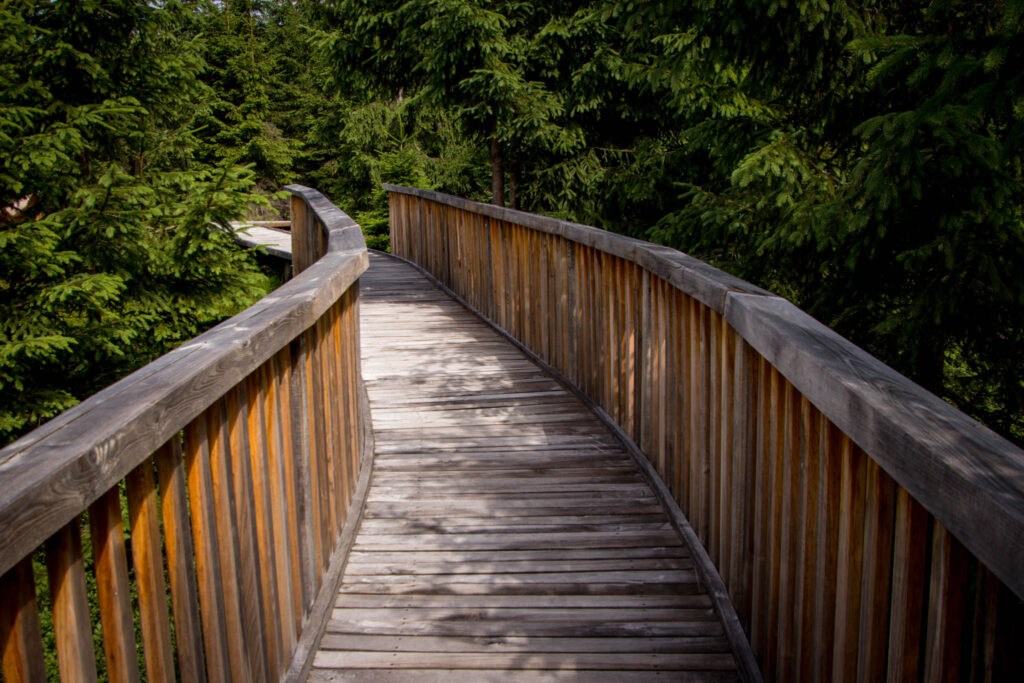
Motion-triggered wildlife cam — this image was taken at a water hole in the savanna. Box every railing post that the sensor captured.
[289,335,318,612]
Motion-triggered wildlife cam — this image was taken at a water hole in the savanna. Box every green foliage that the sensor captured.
[324,1,646,213]
[0,0,272,445]
[3,0,1022,448]
[189,0,304,196]
[320,0,1024,443]
[616,0,1024,442]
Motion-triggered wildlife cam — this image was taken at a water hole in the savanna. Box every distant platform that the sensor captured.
[232,222,292,260]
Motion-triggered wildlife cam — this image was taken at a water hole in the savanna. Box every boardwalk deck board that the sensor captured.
[311,253,743,679]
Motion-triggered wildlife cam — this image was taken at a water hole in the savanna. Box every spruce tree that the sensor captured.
[0,0,271,445]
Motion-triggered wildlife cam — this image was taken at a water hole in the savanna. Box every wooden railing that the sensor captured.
[0,186,372,682]
[385,184,1024,682]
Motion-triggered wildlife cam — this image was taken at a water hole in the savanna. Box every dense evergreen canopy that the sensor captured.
[2,0,1022,446]
[0,0,273,443]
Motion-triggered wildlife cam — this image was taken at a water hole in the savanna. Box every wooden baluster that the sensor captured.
[262,356,298,656]
[831,437,867,682]
[125,461,175,681]
[340,294,356,505]
[338,296,352,508]
[335,301,352,520]
[88,487,140,682]
[810,421,843,679]
[793,399,822,681]
[671,285,684,501]
[707,307,722,562]
[675,294,689,513]
[774,381,800,681]
[290,195,308,274]
[184,417,231,682]
[657,279,670,485]
[155,439,207,682]
[639,268,653,457]
[968,567,999,682]
[857,459,897,679]
[624,261,638,441]
[727,337,756,624]
[715,311,733,575]
[225,385,270,681]
[566,241,579,386]
[202,400,256,681]
[348,288,362,500]
[588,247,600,400]
[300,328,326,589]
[763,367,785,679]
[281,341,311,621]
[314,323,332,567]
[539,232,550,363]
[685,295,701,529]
[886,487,928,681]
[46,520,98,683]
[750,355,771,658]
[244,370,284,678]
[696,302,711,545]
[0,557,46,682]
[315,316,339,543]
[923,522,968,683]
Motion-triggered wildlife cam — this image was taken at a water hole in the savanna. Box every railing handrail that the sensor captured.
[384,183,1024,601]
[0,185,368,578]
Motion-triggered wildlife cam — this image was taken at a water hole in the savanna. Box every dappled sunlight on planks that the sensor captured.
[310,253,744,679]
[387,185,1024,682]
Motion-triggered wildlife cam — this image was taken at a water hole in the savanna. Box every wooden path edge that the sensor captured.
[284,382,377,680]
[376,249,763,683]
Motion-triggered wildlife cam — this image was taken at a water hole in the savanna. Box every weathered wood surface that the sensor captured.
[0,187,366,579]
[384,184,1024,606]
[387,185,1024,682]
[0,186,371,683]
[310,253,745,680]
[232,222,294,260]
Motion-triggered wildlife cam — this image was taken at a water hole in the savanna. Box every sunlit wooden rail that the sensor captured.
[0,186,371,681]
[4,180,1023,682]
[386,184,1024,681]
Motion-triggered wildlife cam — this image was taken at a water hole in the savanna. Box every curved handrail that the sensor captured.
[0,186,369,682]
[0,186,367,576]
[385,183,1024,680]
[383,183,1024,601]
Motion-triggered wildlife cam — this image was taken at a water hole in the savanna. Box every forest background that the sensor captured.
[2,0,1022,449]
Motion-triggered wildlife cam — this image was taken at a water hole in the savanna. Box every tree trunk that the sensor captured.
[490,118,504,207]
[508,154,519,210]
[916,330,946,397]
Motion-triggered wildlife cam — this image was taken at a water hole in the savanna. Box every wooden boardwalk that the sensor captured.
[309,253,741,681]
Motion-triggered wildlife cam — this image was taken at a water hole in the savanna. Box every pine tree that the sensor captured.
[607,0,1024,443]
[0,0,272,445]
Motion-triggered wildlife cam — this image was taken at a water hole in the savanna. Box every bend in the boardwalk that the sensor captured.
[310,252,744,681]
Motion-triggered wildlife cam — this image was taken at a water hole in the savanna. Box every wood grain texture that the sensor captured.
[386,186,1024,681]
[243,370,284,678]
[89,487,141,682]
[383,184,770,312]
[126,460,175,681]
[725,292,1024,600]
[0,187,369,683]
[155,438,207,682]
[310,253,746,679]
[0,186,367,579]
[46,520,98,683]
[184,416,231,682]
[0,557,46,682]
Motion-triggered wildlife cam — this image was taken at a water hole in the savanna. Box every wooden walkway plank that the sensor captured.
[311,253,746,679]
